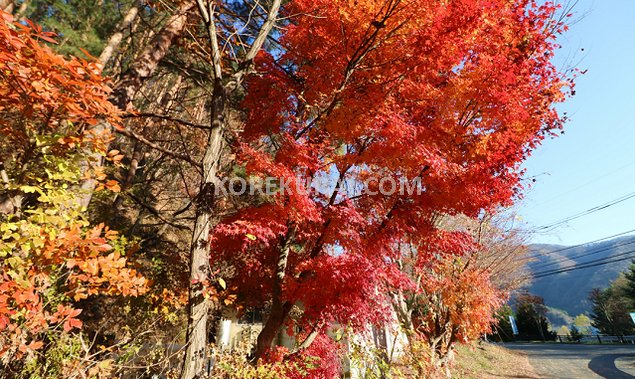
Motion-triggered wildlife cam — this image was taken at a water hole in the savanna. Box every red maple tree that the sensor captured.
[208,0,572,372]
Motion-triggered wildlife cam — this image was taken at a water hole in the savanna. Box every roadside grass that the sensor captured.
[450,342,539,379]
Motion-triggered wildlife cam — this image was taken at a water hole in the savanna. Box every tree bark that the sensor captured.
[180,79,226,379]
[0,161,22,215]
[0,0,13,14]
[98,2,140,66]
[110,2,194,110]
[180,1,282,377]
[77,2,193,210]
[255,230,295,361]
[112,142,142,211]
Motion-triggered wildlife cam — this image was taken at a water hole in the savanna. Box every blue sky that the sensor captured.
[518,0,635,245]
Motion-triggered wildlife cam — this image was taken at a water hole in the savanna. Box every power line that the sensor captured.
[530,238,635,270]
[524,227,635,261]
[530,159,635,209]
[534,247,635,277]
[530,248,635,279]
[535,190,635,232]
[531,253,635,279]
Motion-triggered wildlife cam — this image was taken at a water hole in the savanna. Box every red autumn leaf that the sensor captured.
[63,317,82,332]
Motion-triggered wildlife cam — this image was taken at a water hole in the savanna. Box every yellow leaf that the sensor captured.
[32,236,44,248]
[20,185,38,193]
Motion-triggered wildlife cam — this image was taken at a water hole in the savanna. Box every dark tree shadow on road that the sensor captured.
[588,354,635,379]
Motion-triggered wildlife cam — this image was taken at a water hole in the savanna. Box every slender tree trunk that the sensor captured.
[110,2,194,110]
[180,2,282,376]
[112,143,142,210]
[0,0,13,14]
[0,161,22,215]
[255,231,295,361]
[180,79,226,379]
[77,2,193,210]
[99,2,140,66]
[181,202,212,378]
[13,0,28,19]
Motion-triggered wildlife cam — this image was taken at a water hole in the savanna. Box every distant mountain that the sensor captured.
[525,235,635,320]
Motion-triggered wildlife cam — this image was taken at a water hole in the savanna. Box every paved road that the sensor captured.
[505,343,635,379]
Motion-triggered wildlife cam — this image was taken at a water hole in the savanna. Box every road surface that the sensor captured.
[505,343,635,378]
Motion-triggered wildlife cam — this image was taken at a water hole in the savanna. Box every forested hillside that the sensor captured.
[527,235,635,317]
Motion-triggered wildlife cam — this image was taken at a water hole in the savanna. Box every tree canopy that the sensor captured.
[0,1,573,377]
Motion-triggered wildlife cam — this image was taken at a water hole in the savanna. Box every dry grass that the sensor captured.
[450,342,539,379]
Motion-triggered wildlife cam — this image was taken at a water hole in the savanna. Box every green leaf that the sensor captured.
[218,277,227,290]
[246,234,257,241]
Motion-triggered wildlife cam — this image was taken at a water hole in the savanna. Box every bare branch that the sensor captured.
[122,112,212,130]
[115,127,202,169]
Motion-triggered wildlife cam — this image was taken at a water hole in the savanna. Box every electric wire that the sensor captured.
[535,190,635,232]
[530,248,635,279]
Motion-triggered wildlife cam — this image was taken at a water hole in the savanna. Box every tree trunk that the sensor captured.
[0,0,13,13]
[110,2,194,110]
[180,1,282,376]
[98,2,140,66]
[112,142,142,211]
[0,161,22,215]
[254,231,295,361]
[77,2,193,210]
[113,74,182,210]
[180,80,226,379]
[181,202,212,378]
